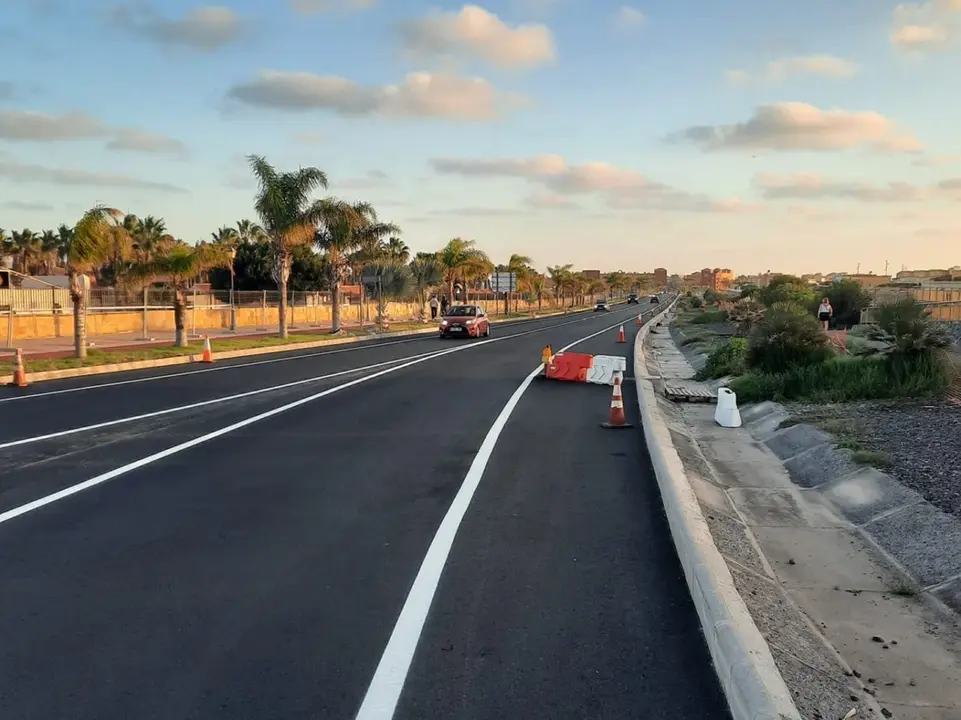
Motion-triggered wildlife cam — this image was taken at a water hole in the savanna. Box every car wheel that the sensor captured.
[484,324,490,337]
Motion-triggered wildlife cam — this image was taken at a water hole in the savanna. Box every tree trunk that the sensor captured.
[69,270,86,359]
[173,290,187,347]
[270,248,292,339]
[537,293,542,311]
[331,280,342,333]
[448,280,455,307]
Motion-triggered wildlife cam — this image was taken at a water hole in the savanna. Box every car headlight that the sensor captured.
[465,319,474,325]
[441,320,448,326]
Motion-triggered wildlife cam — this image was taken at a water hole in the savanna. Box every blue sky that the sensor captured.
[1,0,959,275]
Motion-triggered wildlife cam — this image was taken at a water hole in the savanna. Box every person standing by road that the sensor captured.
[440,295,448,316]
[429,296,439,320]
[817,297,833,331]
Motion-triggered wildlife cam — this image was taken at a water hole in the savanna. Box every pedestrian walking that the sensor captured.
[429,296,439,320]
[440,296,448,315]
[817,297,833,331]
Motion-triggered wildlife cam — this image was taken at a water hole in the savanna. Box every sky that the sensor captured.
[0,0,959,276]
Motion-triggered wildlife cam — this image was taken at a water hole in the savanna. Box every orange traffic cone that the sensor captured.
[601,374,632,428]
[8,348,28,387]
[200,335,214,363]
[616,325,626,343]
[635,313,643,326]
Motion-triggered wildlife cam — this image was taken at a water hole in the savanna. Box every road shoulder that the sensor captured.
[647,309,961,719]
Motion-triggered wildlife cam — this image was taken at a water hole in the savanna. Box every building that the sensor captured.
[896,267,961,282]
[713,268,734,292]
[653,268,667,286]
[581,269,601,279]
[840,273,891,288]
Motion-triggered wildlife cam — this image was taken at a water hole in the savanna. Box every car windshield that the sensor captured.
[445,306,476,316]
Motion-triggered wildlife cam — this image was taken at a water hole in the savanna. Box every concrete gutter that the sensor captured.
[0,307,590,385]
[633,299,800,720]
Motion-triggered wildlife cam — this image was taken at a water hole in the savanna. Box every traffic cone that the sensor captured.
[616,325,626,343]
[200,335,214,363]
[635,313,643,326]
[601,374,632,429]
[8,348,28,387]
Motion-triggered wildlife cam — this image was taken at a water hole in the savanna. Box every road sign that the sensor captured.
[490,272,516,293]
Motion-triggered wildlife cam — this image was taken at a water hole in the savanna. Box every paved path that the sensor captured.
[0,306,728,719]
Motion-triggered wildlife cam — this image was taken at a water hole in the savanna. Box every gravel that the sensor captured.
[788,398,961,520]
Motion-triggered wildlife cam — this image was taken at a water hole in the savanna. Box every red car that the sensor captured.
[439,304,490,338]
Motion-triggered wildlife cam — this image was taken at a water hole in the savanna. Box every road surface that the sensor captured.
[0,305,729,719]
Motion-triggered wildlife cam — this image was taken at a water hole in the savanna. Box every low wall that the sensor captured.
[0,298,570,341]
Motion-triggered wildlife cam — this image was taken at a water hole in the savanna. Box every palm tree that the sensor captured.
[528,273,547,311]
[361,260,414,328]
[11,229,42,274]
[56,224,74,267]
[316,201,397,332]
[409,251,443,320]
[132,215,168,263]
[437,238,491,306]
[236,219,267,244]
[125,243,230,347]
[39,230,59,274]
[211,226,239,247]
[248,154,331,338]
[68,206,124,358]
[548,264,576,307]
[505,253,533,312]
[386,237,410,264]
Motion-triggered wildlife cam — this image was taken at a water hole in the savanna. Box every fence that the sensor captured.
[0,286,581,347]
[863,285,961,323]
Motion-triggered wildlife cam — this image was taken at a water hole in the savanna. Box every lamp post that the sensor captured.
[228,247,237,332]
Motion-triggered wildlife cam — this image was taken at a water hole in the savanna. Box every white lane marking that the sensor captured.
[0,308,633,448]
[0,313,634,526]
[0,309,610,405]
[0,349,447,450]
[353,318,626,720]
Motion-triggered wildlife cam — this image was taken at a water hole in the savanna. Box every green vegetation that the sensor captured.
[851,450,891,469]
[887,580,917,597]
[689,309,729,324]
[696,337,747,380]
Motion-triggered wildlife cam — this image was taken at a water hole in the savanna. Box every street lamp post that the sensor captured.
[228,248,237,333]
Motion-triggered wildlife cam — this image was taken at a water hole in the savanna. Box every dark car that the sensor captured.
[440,304,490,338]
[594,300,611,312]
[649,294,660,304]
[627,293,639,304]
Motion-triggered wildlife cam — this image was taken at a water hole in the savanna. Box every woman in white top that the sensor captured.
[817,297,832,331]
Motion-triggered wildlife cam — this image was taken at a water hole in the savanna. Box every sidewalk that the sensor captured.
[648,315,961,719]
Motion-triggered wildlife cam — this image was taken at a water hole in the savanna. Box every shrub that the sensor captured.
[689,295,703,308]
[866,297,950,361]
[703,289,723,305]
[727,299,765,335]
[746,304,832,373]
[689,308,729,324]
[697,337,747,380]
[729,354,949,403]
[757,275,816,309]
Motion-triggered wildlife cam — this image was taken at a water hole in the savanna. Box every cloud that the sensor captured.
[668,102,922,153]
[289,130,324,145]
[913,153,961,166]
[289,0,375,12]
[226,70,525,121]
[0,108,186,156]
[1,200,55,211]
[0,109,106,140]
[430,206,524,216]
[0,159,188,193]
[754,173,927,202]
[337,169,389,189]
[891,0,961,50]
[525,191,580,209]
[397,5,555,69]
[0,82,13,101]
[106,128,188,156]
[430,154,748,212]
[110,4,242,50]
[939,177,961,191]
[725,55,858,84]
[615,6,646,27]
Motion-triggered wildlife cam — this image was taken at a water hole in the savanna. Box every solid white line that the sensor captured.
[0,313,634,527]
[352,318,627,720]
[0,348,447,450]
[0,309,630,448]
[0,310,604,405]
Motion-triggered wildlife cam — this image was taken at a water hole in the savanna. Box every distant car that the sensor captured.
[594,300,612,312]
[649,294,660,304]
[440,304,490,338]
[627,293,639,304]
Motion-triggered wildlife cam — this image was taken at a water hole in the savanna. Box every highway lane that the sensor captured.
[0,308,622,442]
[0,300,726,719]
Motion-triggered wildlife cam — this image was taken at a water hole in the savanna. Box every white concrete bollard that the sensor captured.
[714,387,742,428]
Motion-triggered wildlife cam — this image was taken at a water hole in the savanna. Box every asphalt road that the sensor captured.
[0,302,729,720]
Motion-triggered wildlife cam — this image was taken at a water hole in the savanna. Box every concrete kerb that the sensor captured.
[0,307,590,385]
[633,298,801,720]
